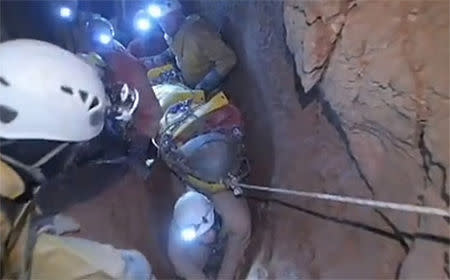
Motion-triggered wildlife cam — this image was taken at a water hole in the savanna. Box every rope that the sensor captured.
[239,183,450,217]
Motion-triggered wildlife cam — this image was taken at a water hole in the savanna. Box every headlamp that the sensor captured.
[180,227,197,242]
[59,7,72,19]
[148,5,162,18]
[98,33,112,45]
[135,18,152,31]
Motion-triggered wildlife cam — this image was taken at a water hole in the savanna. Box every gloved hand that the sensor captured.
[195,68,224,93]
[121,249,153,280]
[140,49,173,69]
[36,214,80,235]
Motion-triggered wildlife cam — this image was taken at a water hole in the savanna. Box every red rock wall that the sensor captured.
[188,0,449,278]
[285,1,449,277]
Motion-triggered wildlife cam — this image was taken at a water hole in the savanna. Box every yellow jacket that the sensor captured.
[167,15,237,88]
[0,160,148,279]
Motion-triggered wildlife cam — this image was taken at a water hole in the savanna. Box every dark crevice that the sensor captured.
[290,5,321,26]
[418,124,449,207]
[410,233,450,244]
[302,63,327,75]
[318,94,375,196]
[395,260,404,280]
[351,121,413,155]
[444,251,449,278]
[294,71,318,109]
[245,195,450,245]
[375,209,410,253]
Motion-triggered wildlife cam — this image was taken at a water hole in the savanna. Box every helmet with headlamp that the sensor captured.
[173,191,215,242]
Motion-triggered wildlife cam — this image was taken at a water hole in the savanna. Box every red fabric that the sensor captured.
[103,50,162,138]
[204,104,243,132]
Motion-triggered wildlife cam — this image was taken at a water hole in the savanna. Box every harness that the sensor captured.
[0,142,70,279]
[158,92,249,194]
[0,197,37,280]
[0,160,41,280]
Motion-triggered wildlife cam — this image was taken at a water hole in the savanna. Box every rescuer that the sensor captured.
[0,39,152,279]
[142,0,237,93]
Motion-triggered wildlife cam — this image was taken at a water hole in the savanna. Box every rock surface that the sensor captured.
[191,0,449,278]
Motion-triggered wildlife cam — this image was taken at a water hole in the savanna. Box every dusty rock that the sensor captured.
[183,0,450,278]
[284,0,350,92]
[284,0,449,277]
[188,0,420,278]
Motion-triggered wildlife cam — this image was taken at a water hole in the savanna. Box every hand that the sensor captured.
[121,250,153,280]
[36,214,80,235]
[195,69,224,93]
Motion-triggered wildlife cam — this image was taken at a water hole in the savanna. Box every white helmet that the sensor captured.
[147,0,182,19]
[85,16,115,45]
[173,191,215,241]
[0,39,107,141]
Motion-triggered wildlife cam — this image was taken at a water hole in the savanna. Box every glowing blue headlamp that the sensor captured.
[98,33,113,45]
[59,6,73,19]
[180,227,197,242]
[147,5,162,18]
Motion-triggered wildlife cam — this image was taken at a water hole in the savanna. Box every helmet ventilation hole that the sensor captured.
[60,85,73,95]
[89,96,100,110]
[79,90,89,103]
[0,76,10,86]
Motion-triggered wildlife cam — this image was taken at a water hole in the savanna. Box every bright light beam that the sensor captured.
[59,7,72,18]
[180,227,197,242]
[98,33,112,44]
[148,5,162,18]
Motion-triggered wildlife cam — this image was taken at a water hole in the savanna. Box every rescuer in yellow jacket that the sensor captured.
[141,0,237,93]
[0,39,151,279]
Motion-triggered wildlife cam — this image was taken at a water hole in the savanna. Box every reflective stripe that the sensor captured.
[147,64,175,80]
[171,92,229,138]
[186,175,226,193]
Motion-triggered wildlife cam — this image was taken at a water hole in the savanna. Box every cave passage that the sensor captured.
[1,0,449,279]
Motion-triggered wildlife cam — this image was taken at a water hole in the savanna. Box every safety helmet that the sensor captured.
[85,15,115,45]
[147,0,182,19]
[173,191,215,241]
[77,52,107,78]
[0,39,107,141]
[134,9,153,32]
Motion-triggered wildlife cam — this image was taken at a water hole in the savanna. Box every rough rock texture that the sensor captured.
[284,0,449,278]
[189,0,449,278]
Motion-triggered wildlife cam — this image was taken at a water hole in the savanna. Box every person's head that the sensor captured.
[0,39,107,187]
[147,0,185,37]
[173,191,219,245]
[84,15,116,53]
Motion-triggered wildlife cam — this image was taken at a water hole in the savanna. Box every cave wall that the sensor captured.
[188,0,449,278]
[284,0,449,277]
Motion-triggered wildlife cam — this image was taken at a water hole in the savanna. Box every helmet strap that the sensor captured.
[0,143,70,185]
